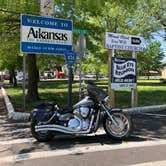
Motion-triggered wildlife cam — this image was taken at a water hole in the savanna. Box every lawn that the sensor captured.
[3,79,166,112]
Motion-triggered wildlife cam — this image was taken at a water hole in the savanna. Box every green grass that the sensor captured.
[3,79,166,112]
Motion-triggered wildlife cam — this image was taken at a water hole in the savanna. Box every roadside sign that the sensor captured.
[21,14,73,54]
[111,57,136,89]
[105,32,144,51]
[65,51,77,66]
[73,29,89,35]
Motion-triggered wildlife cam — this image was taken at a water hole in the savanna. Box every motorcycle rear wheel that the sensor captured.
[103,112,133,140]
[31,120,53,142]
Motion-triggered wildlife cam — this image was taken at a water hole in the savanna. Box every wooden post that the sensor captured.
[131,51,138,107]
[108,49,115,108]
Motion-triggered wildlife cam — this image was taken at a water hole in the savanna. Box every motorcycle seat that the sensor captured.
[36,101,56,110]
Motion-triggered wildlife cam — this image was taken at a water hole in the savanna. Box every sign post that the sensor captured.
[22,54,26,111]
[65,51,77,109]
[105,32,144,108]
[73,29,88,100]
[131,51,137,107]
[108,49,115,107]
[77,34,86,100]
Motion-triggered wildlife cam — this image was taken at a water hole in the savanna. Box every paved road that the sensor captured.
[0,109,166,166]
[0,88,166,166]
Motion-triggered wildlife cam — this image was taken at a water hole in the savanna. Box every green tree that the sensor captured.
[0,0,166,102]
[0,0,40,98]
[138,42,165,79]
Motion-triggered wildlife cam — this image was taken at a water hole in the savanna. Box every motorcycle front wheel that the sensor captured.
[31,120,53,142]
[103,112,133,140]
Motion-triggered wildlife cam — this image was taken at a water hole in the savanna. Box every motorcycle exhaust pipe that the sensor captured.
[35,115,94,134]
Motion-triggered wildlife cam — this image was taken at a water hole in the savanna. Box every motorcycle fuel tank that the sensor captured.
[73,96,94,109]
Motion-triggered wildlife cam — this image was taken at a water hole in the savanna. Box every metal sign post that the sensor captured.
[22,54,26,111]
[68,65,73,109]
[65,51,77,109]
[77,34,86,100]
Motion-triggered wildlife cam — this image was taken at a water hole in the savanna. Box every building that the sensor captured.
[162,63,166,79]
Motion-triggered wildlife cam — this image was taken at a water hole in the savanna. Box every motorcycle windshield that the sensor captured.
[87,84,108,102]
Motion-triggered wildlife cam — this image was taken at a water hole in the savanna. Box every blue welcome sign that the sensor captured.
[21,14,73,54]
[65,51,77,66]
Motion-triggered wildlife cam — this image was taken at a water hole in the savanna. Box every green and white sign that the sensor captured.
[73,29,89,35]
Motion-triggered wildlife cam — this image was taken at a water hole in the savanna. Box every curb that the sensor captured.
[1,87,30,122]
[123,105,166,114]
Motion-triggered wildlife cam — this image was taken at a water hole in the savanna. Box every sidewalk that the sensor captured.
[0,89,7,116]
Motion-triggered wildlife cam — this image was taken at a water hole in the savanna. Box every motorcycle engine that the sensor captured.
[67,107,92,131]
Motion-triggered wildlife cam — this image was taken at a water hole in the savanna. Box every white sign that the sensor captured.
[105,32,144,52]
[111,57,137,89]
[40,0,54,17]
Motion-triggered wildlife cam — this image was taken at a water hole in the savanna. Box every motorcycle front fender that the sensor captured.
[102,108,122,120]
[110,108,122,113]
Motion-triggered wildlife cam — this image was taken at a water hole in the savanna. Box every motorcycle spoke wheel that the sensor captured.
[104,112,132,140]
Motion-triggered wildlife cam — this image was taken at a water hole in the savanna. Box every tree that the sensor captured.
[138,42,165,79]
[0,0,39,96]
[0,0,165,101]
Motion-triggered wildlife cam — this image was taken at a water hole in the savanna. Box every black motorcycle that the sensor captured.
[30,84,133,142]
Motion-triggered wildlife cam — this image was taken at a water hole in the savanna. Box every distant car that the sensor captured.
[74,75,80,79]
[16,72,28,81]
[43,71,54,79]
[84,74,96,78]
[3,74,10,80]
